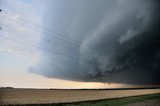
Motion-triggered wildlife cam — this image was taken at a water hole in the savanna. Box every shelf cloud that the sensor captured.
[30,0,160,84]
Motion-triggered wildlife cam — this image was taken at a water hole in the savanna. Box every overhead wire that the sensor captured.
[0,9,107,66]
[1,13,99,57]
[0,29,96,66]
[1,23,95,58]
[0,9,106,57]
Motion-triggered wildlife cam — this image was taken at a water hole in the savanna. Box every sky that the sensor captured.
[0,0,160,88]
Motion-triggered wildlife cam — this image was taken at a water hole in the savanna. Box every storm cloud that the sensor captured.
[30,0,160,84]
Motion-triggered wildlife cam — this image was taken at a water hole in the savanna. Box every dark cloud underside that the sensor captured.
[30,0,160,85]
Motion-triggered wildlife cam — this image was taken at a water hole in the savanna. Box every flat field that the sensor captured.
[0,88,160,105]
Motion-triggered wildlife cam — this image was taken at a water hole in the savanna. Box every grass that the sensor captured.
[56,93,160,106]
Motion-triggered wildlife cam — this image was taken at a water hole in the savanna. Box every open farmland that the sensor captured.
[0,88,160,105]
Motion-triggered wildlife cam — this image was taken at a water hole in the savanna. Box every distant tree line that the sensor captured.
[0,86,14,89]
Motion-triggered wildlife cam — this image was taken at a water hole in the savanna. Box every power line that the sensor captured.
[0,33,95,66]
[0,9,106,56]
[0,16,106,59]
[1,24,95,58]
[1,13,101,56]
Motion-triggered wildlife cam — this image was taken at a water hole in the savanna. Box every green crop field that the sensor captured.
[61,93,160,106]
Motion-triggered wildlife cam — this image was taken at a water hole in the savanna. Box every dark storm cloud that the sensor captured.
[30,0,160,84]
